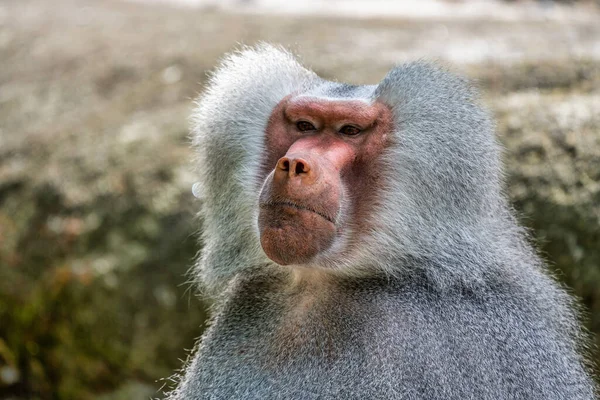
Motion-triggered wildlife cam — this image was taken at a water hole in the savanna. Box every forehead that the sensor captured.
[301,82,378,102]
[277,81,392,130]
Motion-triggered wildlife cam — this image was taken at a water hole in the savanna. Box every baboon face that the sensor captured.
[258,95,393,266]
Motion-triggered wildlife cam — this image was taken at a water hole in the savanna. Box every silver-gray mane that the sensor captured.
[194,44,551,295]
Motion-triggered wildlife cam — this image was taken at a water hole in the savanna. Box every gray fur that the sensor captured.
[190,44,321,292]
[169,44,597,399]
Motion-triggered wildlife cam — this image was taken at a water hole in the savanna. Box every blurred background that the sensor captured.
[1,0,599,398]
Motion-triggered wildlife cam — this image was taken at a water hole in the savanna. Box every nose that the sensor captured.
[277,156,311,177]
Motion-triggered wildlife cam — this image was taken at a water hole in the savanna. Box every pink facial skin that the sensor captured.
[258,95,393,266]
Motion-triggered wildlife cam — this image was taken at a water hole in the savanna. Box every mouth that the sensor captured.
[260,201,335,224]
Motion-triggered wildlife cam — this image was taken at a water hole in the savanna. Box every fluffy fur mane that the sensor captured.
[191,44,570,300]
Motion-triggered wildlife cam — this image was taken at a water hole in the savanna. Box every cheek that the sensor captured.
[261,131,294,179]
[346,120,393,228]
[261,97,295,178]
[341,146,390,236]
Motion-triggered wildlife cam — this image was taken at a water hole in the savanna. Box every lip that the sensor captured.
[260,201,335,224]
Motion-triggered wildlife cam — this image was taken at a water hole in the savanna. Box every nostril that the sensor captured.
[295,160,306,175]
[277,158,290,171]
[292,158,310,175]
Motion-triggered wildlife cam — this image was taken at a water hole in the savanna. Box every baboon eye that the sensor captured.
[340,125,361,136]
[296,121,316,132]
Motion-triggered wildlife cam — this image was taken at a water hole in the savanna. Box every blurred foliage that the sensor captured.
[0,181,206,399]
[0,0,599,398]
